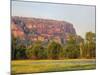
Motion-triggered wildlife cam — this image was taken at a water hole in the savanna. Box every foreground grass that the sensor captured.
[11,59,96,74]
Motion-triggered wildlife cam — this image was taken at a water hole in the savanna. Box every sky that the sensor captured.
[12,1,96,38]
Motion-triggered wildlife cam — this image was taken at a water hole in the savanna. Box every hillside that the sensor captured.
[11,16,76,45]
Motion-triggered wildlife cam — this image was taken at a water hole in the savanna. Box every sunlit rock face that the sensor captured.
[11,16,76,44]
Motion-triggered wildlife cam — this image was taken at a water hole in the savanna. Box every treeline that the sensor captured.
[11,32,96,60]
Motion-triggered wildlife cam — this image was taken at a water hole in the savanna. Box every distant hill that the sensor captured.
[11,16,76,45]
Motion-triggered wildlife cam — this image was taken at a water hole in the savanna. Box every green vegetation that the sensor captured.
[47,41,63,59]
[11,32,96,60]
[85,32,96,58]
[26,43,47,59]
[11,36,27,60]
[64,34,80,58]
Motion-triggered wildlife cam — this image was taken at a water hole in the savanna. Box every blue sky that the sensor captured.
[12,1,95,38]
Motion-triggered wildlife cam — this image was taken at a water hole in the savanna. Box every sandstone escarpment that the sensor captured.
[11,16,76,44]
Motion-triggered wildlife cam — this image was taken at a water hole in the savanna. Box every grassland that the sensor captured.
[11,59,96,74]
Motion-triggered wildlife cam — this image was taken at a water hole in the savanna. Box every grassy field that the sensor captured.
[11,59,96,74]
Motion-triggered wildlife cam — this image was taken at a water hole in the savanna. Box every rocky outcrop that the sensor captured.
[11,16,76,44]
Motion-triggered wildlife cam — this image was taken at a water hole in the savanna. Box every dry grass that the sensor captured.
[11,59,96,74]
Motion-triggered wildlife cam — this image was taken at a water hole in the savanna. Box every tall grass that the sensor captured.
[11,59,96,74]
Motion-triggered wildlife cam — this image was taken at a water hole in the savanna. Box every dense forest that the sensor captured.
[11,31,96,60]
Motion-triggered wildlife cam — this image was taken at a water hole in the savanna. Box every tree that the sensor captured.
[64,44,80,59]
[33,44,47,59]
[47,41,63,59]
[16,45,27,59]
[86,32,95,43]
[26,43,47,59]
[85,32,96,58]
[79,42,85,58]
[26,46,35,59]
[11,35,27,60]
[67,34,76,45]
[11,35,18,60]
[64,34,80,59]
[76,35,85,58]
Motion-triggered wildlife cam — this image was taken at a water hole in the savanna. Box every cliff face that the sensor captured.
[11,16,76,44]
